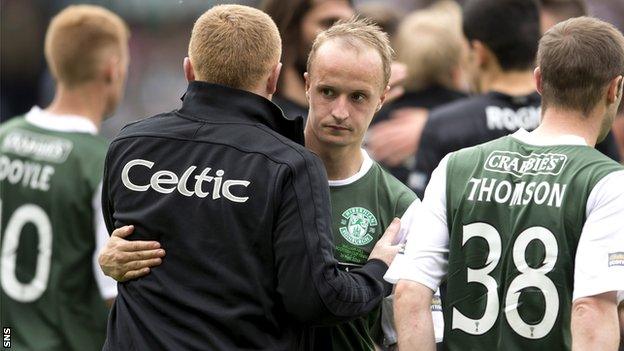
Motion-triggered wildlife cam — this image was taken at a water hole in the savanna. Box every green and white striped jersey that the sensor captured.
[386,129,624,350]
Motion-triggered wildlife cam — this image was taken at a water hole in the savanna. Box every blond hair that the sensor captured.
[537,16,624,114]
[188,5,281,90]
[307,17,394,88]
[396,2,463,91]
[45,5,129,87]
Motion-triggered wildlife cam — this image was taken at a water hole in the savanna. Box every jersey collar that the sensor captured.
[25,106,98,135]
[178,81,305,146]
[328,149,374,187]
[511,128,588,146]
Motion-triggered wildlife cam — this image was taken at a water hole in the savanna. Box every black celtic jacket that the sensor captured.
[102,81,391,351]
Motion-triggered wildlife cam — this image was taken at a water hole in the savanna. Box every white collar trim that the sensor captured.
[328,149,374,187]
[511,128,587,146]
[25,106,98,135]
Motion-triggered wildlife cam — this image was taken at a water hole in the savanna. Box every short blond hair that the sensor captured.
[45,5,129,87]
[307,17,394,88]
[188,5,281,90]
[538,17,624,114]
[396,2,463,91]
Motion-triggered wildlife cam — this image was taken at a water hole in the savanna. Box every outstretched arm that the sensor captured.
[98,225,165,282]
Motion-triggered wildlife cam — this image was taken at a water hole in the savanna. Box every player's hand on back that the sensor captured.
[98,225,165,282]
[368,218,401,266]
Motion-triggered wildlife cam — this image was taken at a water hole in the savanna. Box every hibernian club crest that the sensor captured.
[339,207,378,246]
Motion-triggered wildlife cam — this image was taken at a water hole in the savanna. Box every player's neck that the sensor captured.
[306,138,363,181]
[481,69,535,96]
[45,84,106,129]
[280,65,309,107]
[533,107,603,147]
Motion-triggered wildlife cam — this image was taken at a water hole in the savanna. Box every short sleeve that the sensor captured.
[92,182,118,300]
[384,155,450,292]
[573,170,624,301]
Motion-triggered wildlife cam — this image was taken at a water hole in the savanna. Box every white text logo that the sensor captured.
[121,159,251,203]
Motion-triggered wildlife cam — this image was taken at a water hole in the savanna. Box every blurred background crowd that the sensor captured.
[2,0,624,172]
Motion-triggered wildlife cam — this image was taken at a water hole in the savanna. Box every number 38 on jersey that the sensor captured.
[451,222,560,339]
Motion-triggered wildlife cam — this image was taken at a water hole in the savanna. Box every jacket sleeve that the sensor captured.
[273,152,391,325]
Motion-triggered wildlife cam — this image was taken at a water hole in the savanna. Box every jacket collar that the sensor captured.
[178,81,305,145]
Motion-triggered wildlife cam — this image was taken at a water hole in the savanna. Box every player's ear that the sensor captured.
[266,62,282,96]
[183,57,195,82]
[102,56,119,85]
[377,85,390,112]
[304,72,311,102]
[607,75,623,104]
[472,40,490,68]
[534,67,543,96]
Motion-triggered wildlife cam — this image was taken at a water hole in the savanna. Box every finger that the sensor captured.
[112,225,134,238]
[118,249,165,263]
[124,257,163,272]
[110,234,160,250]
[121,267,151,281]
[125,240,161,251]
[380,218,401,244]
[125,249,165,262]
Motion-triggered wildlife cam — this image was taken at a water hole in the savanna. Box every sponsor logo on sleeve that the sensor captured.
[484,150,567,177]
[608,252,624,267]
[431,295,442,312]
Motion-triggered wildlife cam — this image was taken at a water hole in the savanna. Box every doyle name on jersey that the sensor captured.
[0,130,71,191]
[121,159,251,202]
[466,151,568,208]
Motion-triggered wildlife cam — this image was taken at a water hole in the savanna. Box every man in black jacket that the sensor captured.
[411,0,620,198]
[99,5,399,351]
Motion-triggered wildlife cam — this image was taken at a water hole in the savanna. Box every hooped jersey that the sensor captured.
[0,114,111,350]
[442,134,622,350]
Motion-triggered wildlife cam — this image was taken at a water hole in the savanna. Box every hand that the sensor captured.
[369,218,401,266]
[98,225,165,282]
[386,62,407,103]
[367,108,428,167]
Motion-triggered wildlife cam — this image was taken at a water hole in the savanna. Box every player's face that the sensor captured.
[297,0,353,69]
[305,40,387,148]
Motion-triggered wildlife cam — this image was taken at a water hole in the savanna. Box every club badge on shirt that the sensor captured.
[339,207,378,246]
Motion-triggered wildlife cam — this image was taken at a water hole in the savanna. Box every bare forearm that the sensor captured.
[618,300,624,346]
[572,292,619,351]
[394,280,436,351]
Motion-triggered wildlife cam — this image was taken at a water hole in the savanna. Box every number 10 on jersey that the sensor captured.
[452,222,559,339]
